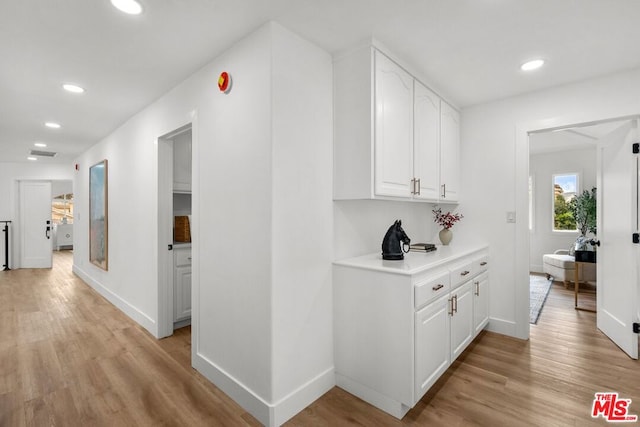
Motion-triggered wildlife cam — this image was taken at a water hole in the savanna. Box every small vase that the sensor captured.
[439,228,453,245]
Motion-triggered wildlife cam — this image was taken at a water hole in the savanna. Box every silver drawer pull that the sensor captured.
[480,261,487,266]
[460,270,470,276]
[432,284,444,291]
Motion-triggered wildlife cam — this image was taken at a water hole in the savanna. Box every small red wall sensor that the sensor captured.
[218,71,231,93]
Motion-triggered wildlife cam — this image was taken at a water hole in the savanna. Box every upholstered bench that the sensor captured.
[543,249,596,288]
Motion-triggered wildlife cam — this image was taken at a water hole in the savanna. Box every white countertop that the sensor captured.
[333,243,488,276]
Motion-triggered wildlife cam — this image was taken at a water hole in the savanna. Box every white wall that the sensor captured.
[334,200,438,260]
[460,66,640,339]
[0,162,73,268]
[72,22,332,426]
[529,145,597,272]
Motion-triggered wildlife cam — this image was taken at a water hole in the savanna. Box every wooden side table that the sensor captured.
[574,261,596,312]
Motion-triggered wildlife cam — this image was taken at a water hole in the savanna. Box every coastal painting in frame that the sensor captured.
[90,159,108,270]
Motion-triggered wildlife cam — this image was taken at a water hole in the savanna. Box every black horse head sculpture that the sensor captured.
[381,220,411,260]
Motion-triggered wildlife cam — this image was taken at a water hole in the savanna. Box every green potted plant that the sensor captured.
[569,187,597,262]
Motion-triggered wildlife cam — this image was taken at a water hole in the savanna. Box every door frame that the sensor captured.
[515,113,640,341]
[157,120,195,339]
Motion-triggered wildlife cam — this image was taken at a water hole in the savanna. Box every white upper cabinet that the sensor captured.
[413,81,441,201]
[374,52,414,198]
[173,130,192,192]
[440,101,460,202]
[333,45,460,203]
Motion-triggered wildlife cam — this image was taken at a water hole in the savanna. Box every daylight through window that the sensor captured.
[553,173,578,231]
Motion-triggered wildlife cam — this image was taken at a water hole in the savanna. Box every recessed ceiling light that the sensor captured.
[45,122,61,129]
[27,157,37,161]
[111,0,143,15]
[63,83,85,94]
[521,59,545,71]
[34,142,47,147]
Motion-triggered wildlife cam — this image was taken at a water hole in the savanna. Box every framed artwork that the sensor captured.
[89,159,108,270]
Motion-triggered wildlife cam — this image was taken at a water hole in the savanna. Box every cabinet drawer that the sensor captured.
[474,254,489,274]
[414,270,450,309]
[175,249,192,267]
[449,260,474,288]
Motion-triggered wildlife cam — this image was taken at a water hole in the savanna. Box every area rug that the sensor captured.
[530,275,553,324]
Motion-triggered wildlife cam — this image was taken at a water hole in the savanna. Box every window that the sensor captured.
[553,173,578,231]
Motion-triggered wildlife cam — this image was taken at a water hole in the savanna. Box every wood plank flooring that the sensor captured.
[1,253,638,426]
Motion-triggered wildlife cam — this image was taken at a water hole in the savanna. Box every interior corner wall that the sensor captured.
[458,67,640,339]
[0,162,73,268]
[269,23,334,425]
[529,146,597,273]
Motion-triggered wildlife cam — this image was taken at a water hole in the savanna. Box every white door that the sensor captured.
[414,294,450,402]
[374,50,414,198]
[20,181,52,268]
[413,81,440,200]
[440,101,460,202]
[596,120,639,359]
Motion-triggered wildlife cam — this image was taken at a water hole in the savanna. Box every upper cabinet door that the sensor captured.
[440,101,460,202]
[374,51,414,198]
[413,81,440,201]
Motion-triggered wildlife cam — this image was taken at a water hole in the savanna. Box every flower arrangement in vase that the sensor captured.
[433,207,463,245]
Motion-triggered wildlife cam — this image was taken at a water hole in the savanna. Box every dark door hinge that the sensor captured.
[633,233,640,244]
[168,244,173,250]
[634,142,639,154]
[633,323,640,334]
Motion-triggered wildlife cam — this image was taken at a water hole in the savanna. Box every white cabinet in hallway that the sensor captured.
[333,45,461,203]
[374,51,414,198]
[333,245,489,419]
[174,246,192,323]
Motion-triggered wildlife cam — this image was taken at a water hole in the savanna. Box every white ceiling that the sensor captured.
[3,0,640,164]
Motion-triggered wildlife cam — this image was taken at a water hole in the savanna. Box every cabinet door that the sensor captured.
[173,137,192,192]
[450,280,473,360]
[174,265,192,321]
[413,81,440,201]
[374,51,414,198]
[440,101,460,202]
[415,294,451,403]
[473,272,490,336]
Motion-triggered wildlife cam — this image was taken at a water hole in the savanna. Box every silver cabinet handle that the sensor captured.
[441,183,446,198]
[432,284,444,291]
[448,297,454,316]
[410,178,416,195]
[460,270,470,276]
[453,294,458,313]
[480,261,487,266]
[416,178,421,196]
[475,281,480,296]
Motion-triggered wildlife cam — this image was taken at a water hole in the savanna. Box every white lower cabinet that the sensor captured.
[174,247,192,322]
[473,271,490,335]
[415,293,450,399]
[334,245,489,419]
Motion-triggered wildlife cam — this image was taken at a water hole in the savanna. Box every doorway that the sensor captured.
[16,179,74,270]
[157,123,193,339]
[518,116,640,358]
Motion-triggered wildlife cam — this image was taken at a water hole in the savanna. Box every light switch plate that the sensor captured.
[506,211,516,223]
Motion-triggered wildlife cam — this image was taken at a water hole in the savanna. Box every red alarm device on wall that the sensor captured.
[218,72,231,93]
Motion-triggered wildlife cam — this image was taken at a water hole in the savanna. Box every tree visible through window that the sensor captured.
[553,173,578,231]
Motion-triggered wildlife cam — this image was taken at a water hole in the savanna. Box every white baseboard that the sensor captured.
[72,264,158,337]
[193,350,334,426]
[486,316,517,337]
[271,366,335,426]
[335,373,409,419]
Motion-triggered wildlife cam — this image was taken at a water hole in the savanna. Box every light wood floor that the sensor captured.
[1,253,638,426]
